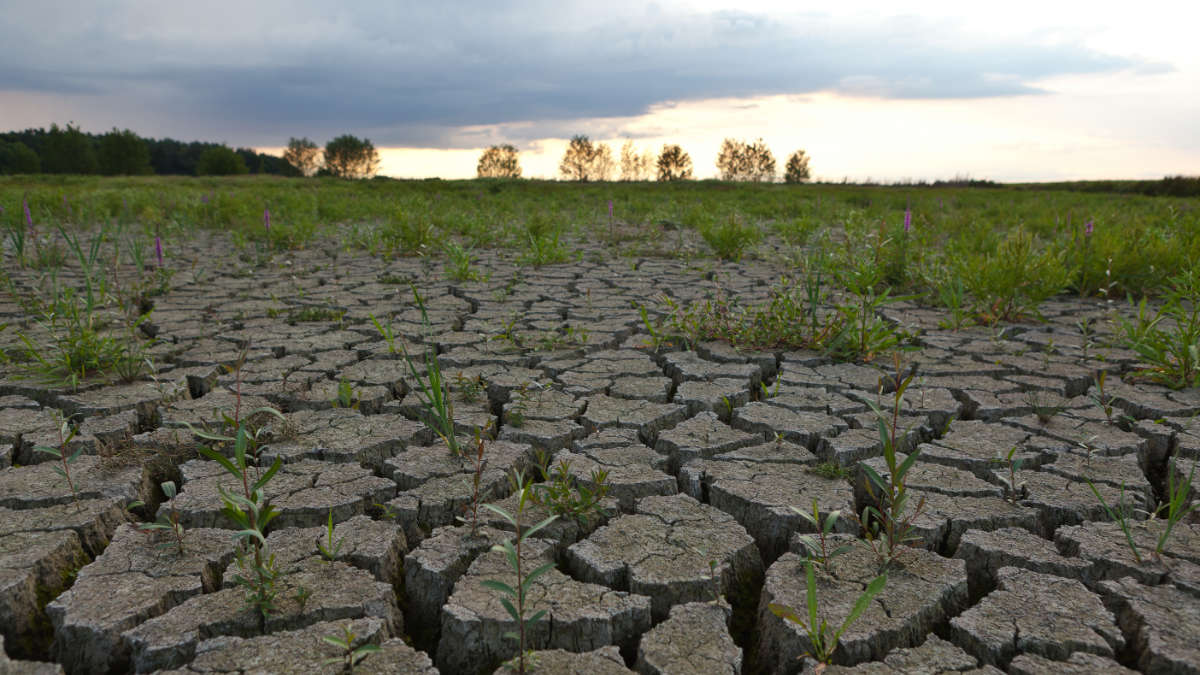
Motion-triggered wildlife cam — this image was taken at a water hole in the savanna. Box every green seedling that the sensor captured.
[807,462,851,481]
[482,470,558,675]
[995,445,1026,505]
[532,453,611,525]
[135,480,187,554]
[322,623,381,673]
[457,426,489,537]
[1153,457,1199,558]
[34,414,82,510]
[1119,266,1200,389]
[444,240,484,281]
[400,285,460,454]
[294,585,311,612]
[768,560,887,666]
[1090,370,1116,425]
[315,509,344,563]
[368,312,398,354]
[791,499,852,571]
[857,355,927,567]
[331,377,358,409]
[1086,478,1143,564]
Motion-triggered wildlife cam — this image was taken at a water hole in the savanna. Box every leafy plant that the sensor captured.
[457,426,489,537]
[331,377,358,409]
[444,241,485,281]
[187,396,287,619]
[400,285,460,454]
[950,228,1072,323]
[135,480,187,554]
[315,508,344,563]
[856,356,927,567]
[482,470,558,674]
[532,454,611,525]
[1025,389,1066,425]
[1119,266,1200,389]
[790,499,852,571]
[1086,478,1143,564]
[322,623,381,673]
[994,445,1026,505]
[1153,457,1199,558]
[34,413,82,510]
[768,560,887,666]
[1089,370,1118,425]
[368,312,398,355]
[700,214,760,261]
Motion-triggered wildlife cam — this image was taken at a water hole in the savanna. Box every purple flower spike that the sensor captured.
[200,194,208,204]
[155,236,163,267]
[264,208,271,233]
[903,209,912,233]
[24,199,32,228]
[608,200,613,219]
[1084,220,1094,237]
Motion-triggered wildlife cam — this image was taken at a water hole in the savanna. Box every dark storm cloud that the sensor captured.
[0,2,1159,147]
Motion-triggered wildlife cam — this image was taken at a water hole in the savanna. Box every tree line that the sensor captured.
[0,124,383,179]
[479,135,812,183]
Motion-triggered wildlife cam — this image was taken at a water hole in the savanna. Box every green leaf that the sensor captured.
[480,579,517,597]
[895,448,921,481]
[823,509,842,534]
[789,505,819,527]
[251,457,282,492]
[860,464,886,492]
[234,426,248,470]
[804,561,819,630]
[483,503,517,527]
[523,514,559,540]
[522,562,556,592]
[181,421,235,443]
[497,596,520,622]
[526,609,548,626]
[66,445,84,464]
[834,573,887,643]
[322,636,349,648]
[34,445,61,458]
[768,602,807,630]
[198,447,240,477]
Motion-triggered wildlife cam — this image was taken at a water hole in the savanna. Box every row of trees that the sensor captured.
[0,124,383,179]
[0,124,296,176]
[282,136,381,179]
[476,136,810,183]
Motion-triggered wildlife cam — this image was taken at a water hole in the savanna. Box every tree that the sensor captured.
[559,135,595,181]
[716,138,775,182]
[592,143,615,182]
[195,145,249,175]
[785,150,812,184]
[41,123,98,174]
[324,135,380,179]
[476,144,522,178]
[98,128,152,175]
[283,137,322,177]
[0,140,41,174]
[656,144,693,181]
[619,140,655,181]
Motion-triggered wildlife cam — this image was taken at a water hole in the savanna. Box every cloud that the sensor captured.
[0,1,1161,147]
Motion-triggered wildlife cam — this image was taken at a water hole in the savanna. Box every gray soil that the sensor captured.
[1,239,1197,673]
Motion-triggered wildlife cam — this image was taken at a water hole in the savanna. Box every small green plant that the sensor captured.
[806,462,851,481]
[322,623,381,673]
[1086,478,1143,564]
[790,499,852,571]
[701,214,761,261]
[453,372,486,403]
[288,306,344,323]
[400,285,460,455]
[294,585,312,612]
[856,355,927,567]
[1119,266,1200,389]
[994,445,1026,505]
[1025,389,1066,425]
[457,426,489,537]
[135,480,187,554]
[768,560,887,666]
[482,470,558,675]
[1090,370,1116,425]
[950,228,1073,323]
[331,377,358,409]
[520,231,572,266]
[315,508,344,563]
[368,313,398,354]
[34,414,82,510]
[444,241,485,281]
[532,453,611,525]
[1152,457,1199,558]
[636,302,673,352]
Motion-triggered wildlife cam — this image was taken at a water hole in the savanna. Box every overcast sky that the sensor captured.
[2,1,1196,181]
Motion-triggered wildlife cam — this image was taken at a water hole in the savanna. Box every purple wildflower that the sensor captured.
[155,236,163,267]
[903,209,912,233]
[264,208,271,233]
[200,194,208,204]
[24,199,32,227]
[1084,220,1094,237]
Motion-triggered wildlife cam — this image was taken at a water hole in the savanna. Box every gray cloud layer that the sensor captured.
[0,1,1159,147]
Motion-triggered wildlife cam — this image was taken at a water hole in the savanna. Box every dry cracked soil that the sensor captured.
[2,237,1199,674]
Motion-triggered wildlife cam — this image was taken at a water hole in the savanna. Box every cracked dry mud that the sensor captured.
[2,241,1199,674]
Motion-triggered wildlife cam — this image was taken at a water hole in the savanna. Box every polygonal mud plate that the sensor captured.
[954,527,1090,598]
[635,601,741,675]
[1007,651,1136,675]
[567,494,763,621]
[757,544,968,670]
[493,646,631,674]
[1099,576,1200,674]
[1056,519,1200,594]
[0,456,153,510]
[1,529,89,661]
[438,538,651,674]
[811,635,998,675]
[169,459,396,530]
[655,411,761,473]
[45,525,235,675]
[949,566,1123,667]
[679,457,853,563]
[259,408,429,471]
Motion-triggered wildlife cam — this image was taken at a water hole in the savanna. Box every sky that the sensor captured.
[1,1,1197,182]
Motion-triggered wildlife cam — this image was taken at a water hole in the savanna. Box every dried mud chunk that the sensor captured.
[954,527,1089,597]
[757,546,968,671]
[1007,651,1136,675]
[731,402,846,450]
[1099,576,1200,675]
[655,411,760,472]
[0,530,88,661]
[579,394,688,444]
[634,602,741,675]
[438,538,651,674]
[949,567,1123,667]
[1056,520,1200,594]
[567,494,763,621]
[816,635,997,674]
[0,456,152,510]
[498,646,631,675]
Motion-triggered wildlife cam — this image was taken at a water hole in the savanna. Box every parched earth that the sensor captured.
[2,237,1199,674]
